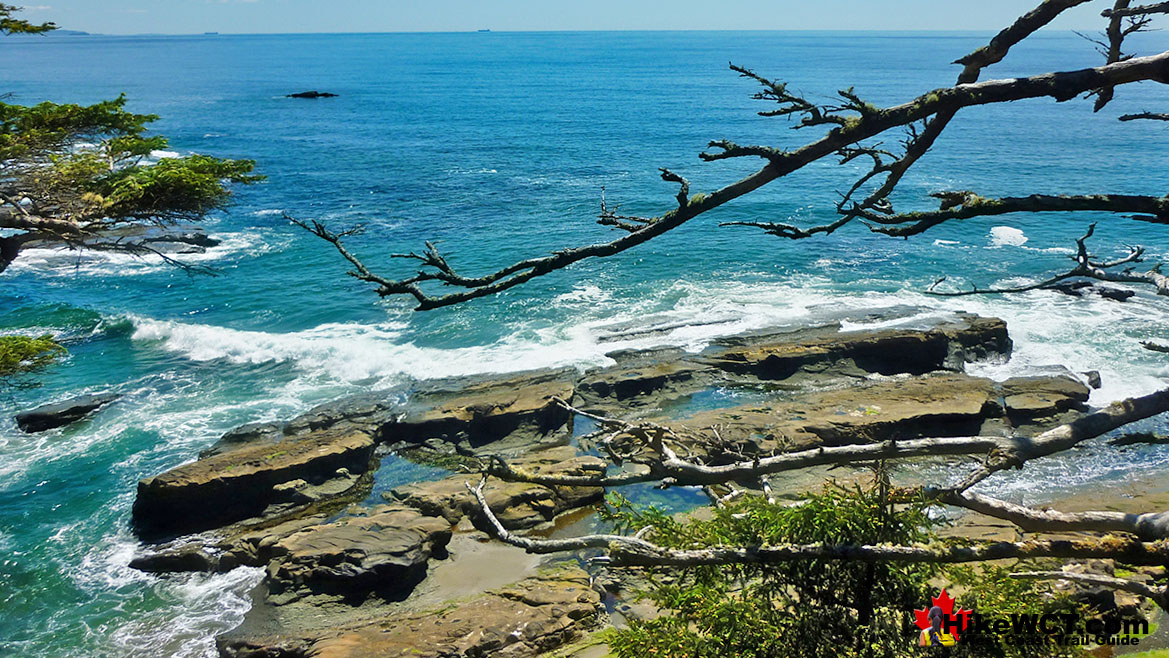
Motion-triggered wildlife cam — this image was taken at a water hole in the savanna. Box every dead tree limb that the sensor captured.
[1120,111,1169,121]
[1103,0,1169,18]
[484,387,1169,489]
[1010,571,1167,608]
[300,0,1169,310]
[868,194,1169,238]
[469,382,1169,610]
[937,490,1169,540]
[601,536,1169,569]
[925,223,1169,297]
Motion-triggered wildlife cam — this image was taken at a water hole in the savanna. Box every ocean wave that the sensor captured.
[446,167,498,175]
[45,511,263,658]
[126,271,1169,408]
[553,284,611,304]
[6,231,278,278]
[129,316,610,387]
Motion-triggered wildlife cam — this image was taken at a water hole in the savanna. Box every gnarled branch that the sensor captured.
[302,30,1169,309]
[926,223,1169,298]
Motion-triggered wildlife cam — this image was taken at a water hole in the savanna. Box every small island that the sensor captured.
[286,90,338,99]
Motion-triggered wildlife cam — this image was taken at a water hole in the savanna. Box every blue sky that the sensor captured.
[19,1,1110,35]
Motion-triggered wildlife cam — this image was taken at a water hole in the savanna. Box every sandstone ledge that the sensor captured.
[218,565,603,658]
[133,429,375,540]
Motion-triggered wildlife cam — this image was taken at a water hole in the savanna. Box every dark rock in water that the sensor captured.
[286,90,338,98]
[264,504,452,604]
[1096,286,1135,302]
[21,225,219,257]
[15,392,120,433]
[130,545,221,573]
[1051,282,1134,302]
[1082,370,1103,390]
[1110,431,1169,447]
[1050,281,1093,297]
[132,428,375,540]
[142,231,221,249]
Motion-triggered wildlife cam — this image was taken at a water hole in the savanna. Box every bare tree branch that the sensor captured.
[484,389,1169,494]
[1010,570,1166,605]
[938,490,1169,540]
[926,223,1169,298]
[867,194,1169,238]
[1103,1,1169,18]
[1120,111,1169,121]
[722,0,1096,241]
[301,46,1169,309]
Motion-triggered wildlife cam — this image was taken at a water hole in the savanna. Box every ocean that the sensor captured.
[3,30,1169,657]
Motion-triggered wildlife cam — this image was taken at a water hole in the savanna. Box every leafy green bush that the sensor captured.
[602,480,1088,658]
[0,334,65,388]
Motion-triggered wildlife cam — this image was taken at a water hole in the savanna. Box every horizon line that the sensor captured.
[13,27,1110,38]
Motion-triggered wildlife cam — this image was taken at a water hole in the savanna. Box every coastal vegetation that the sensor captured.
[0,4,257,392]
[0,93,261,273]
[284,0,1169,655]
[0,3,54,35]
[0,333,64,389]
[601,486,1085,658]
[0,5,259,276]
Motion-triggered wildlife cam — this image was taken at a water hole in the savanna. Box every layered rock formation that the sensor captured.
[123,310,1105,657]
[133,428,376,540]
[219,566,603,658]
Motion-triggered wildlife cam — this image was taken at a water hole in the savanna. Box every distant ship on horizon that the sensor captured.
[477,29,491,32]
[204,31,219,35]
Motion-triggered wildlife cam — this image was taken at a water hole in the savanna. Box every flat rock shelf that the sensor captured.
[126,309,1107,658]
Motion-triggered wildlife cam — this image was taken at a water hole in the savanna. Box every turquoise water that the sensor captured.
[3,30,1169,656]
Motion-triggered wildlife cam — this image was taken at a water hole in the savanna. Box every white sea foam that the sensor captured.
[553,284,610,304]
[0,372,309,484]
[106,565,263,658]
[125,273,1169,409]
[6,231,278,278]
[989,225,1028,247]
[130,317,612,387]
[61,523,263,658]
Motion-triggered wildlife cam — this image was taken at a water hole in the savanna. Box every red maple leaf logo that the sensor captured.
[913,589,970,641]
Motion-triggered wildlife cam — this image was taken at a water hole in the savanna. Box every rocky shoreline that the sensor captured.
[126,309,1109,657]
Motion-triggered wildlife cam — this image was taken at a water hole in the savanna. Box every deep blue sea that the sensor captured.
[4,30,1169,657]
